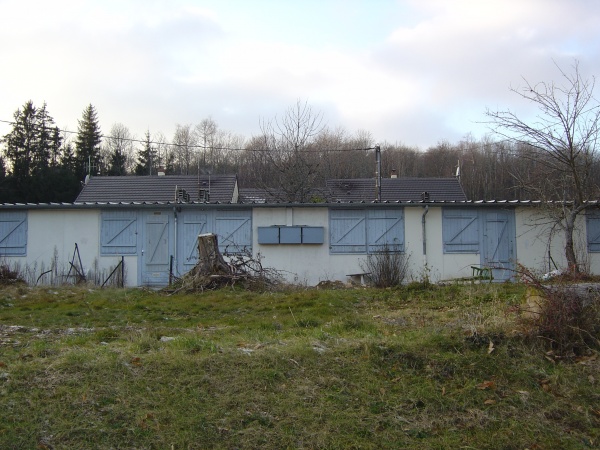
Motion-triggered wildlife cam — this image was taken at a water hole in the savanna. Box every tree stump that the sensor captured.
[196,233,229,275]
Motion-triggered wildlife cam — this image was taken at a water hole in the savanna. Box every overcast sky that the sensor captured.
[1,0,599,149]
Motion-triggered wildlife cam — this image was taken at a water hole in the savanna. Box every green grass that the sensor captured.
[0,283,598,449]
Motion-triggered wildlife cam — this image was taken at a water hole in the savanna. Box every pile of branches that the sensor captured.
[169,234,282,293]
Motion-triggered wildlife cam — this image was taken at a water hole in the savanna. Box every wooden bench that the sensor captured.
[471,266,493,282]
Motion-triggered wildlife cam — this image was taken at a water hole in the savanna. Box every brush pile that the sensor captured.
[170,234,281,293]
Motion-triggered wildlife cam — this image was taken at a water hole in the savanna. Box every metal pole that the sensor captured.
[375,146,381,202]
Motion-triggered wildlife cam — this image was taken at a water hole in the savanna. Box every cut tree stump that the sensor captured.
[196,233,229,275]
[168,233,280,293]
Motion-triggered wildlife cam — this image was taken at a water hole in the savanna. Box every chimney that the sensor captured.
[390,169,398,179]
[157,167,166,176]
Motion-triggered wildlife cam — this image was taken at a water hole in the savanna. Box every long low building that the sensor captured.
[0,174,598,286]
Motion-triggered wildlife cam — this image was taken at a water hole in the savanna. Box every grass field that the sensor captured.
[0,282,598,449]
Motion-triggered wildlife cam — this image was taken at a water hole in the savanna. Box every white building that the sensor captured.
[1,174,598,287]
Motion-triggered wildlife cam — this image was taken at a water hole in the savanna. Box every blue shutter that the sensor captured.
[181,212,208,268]
[258,227,280,244]
[302,227,324,244]
[330,210,367,253]
[215,210,252,253]
[443,209,479,253]
[587,211,600,252]
[0,211,27,256]
[280,227,302,244]
[100,211,137,255]
[367,209,404,252]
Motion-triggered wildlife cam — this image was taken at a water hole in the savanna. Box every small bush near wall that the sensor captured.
[360,246,410,288]
[0,264,25,285]
[521,267,600,356]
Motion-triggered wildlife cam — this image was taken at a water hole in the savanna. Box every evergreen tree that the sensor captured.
[107,148,127,175]
[0,100,71,202]
[135,130,158,175]
[3,100,38,179]
[75,104,102,178]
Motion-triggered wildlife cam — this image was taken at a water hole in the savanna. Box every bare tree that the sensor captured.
[194,117,218,170]
[172,124,197,175]
[256,100,325,202]
[485,61,600,272]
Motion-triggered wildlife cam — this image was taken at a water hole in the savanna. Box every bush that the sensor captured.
[534,286,600,355]
[360,246,409,288]
[0,264,24,285]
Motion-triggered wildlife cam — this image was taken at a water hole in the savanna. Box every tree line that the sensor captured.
[4,100,595,204]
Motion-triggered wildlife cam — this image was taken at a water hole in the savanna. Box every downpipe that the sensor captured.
[422,205,429,263]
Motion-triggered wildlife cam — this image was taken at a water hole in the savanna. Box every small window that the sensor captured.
[587,210,600,252]
[0,211,27,256]
[329,208,404,254]
[442,209,479,253]
[101,211,137,255]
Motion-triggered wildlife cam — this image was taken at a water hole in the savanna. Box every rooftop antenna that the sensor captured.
[375,145,381,202]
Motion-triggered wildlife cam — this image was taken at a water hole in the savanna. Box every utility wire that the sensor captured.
[0,119,377,153]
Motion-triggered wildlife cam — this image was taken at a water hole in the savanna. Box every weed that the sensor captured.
[360,245,410,288]
[0,284,599,449]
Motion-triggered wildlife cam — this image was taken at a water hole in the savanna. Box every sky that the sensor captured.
[1,0,600,150]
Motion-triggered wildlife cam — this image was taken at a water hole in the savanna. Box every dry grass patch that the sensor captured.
[0,283,598,449]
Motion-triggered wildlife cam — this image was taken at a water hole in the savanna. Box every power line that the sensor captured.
[0,119,377,153]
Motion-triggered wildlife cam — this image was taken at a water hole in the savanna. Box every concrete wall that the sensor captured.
[3,204,597,287]
[252,206,482,285]
[515,207,592,276]
[10,209,137,287]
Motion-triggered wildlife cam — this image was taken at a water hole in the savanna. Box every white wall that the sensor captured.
[253,206,482,286]
[20,209,137,287]
[414,207,480,282]
[516,207,594,276]
[8,204,598,288]
[252,207,351,285]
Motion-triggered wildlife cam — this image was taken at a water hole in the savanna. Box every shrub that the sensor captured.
[0,264,24,285]
[520,266,600,355]
[535,286,600,355]
[360,246,410,288]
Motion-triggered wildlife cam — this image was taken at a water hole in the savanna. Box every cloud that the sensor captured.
[1,0,600,149]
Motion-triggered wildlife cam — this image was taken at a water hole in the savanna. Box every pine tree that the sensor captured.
[1,100,68,202]
[3,100,37,179]
[107,148,127,175]
[135,130,158,175]
[75,104,102,178]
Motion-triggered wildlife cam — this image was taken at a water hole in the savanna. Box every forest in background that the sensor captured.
[1,98,599,204]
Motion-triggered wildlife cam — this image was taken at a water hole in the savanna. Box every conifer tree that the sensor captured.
[1,100,67,202]
[75,104,102,177]
[135,130,158,175]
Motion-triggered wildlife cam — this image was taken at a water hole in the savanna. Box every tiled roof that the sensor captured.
[325,177,467,202]
[75,175,238,203]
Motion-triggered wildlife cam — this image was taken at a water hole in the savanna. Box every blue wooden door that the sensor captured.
[179,212,208,273]
[215,210,252,254]
[482,210,515,281]
[142,212,171,285]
